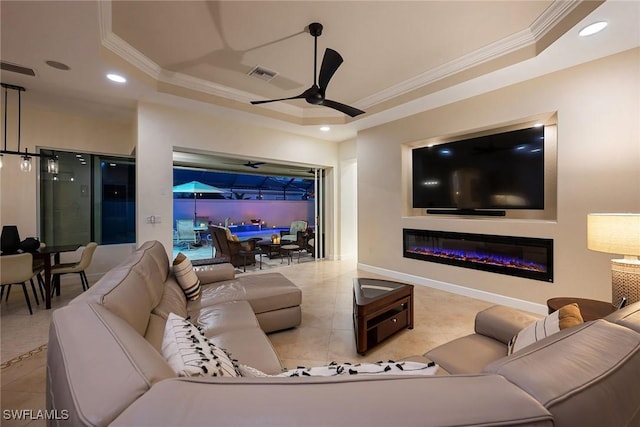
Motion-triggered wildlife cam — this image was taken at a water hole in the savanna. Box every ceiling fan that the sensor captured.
[222,160,265,169]
[242,161,265,169]
[250,22,365,118]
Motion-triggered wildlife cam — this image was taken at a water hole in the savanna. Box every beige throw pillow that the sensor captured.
[172,252,201,301]
[508,303,583,355]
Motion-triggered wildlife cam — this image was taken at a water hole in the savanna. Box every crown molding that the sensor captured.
[99,0,582,119]
[356,0,582,109]
[98,0,305,118]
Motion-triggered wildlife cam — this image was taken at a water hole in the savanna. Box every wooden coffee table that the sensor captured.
[353,278,414,355]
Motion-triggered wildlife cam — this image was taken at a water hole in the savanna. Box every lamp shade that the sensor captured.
[587,213,640,256]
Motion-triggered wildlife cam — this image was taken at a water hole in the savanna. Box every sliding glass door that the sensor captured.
[39,149,135,246]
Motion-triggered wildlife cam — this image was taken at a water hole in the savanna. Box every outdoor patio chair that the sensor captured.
[176,219,197,249]
[209,225,258,268]
[280,220,308,243]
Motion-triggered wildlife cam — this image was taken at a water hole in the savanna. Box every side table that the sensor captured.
[280,244,300,264]
[353,278,414,355]
[547,297,616,321]
[238,249,262,272]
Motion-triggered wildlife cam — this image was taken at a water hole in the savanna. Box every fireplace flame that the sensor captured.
[406,246,546,273]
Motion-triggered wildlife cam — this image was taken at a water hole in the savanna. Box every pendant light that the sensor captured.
[1,82,57,172]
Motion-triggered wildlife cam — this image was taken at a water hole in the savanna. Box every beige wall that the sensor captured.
[339,138,357,259]
[0,104,135,279]
[136,102,340,257]
[357,48,640,310]
[0,104,132,239]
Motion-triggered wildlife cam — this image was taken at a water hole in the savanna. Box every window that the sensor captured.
[40,150,135,245]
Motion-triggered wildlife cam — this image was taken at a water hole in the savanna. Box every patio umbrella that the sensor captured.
[172,181,226,222]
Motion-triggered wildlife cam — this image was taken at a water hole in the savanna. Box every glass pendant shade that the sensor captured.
[20,154,32,172]
[47,157,59,174]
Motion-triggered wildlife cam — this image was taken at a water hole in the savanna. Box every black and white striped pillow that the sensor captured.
[161,313,240,377]
[172,252,201,301]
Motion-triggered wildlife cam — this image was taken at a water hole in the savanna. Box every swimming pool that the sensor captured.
[233,227,291,241]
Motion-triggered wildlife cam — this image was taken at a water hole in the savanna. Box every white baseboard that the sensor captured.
[357,263,547,315]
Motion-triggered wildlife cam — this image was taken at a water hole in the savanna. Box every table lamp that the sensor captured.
[587,213,640,305]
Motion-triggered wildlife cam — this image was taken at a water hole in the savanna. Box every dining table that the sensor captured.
[32,244,81,309]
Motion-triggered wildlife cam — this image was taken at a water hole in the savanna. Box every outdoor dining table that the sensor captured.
[32,244,81,309]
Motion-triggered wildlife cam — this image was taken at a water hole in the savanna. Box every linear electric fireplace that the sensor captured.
[403,229,553,282]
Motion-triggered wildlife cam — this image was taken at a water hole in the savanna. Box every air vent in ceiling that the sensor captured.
[0,61,36,77]
[247,65,278,82]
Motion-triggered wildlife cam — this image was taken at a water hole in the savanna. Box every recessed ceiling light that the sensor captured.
[320,126,330,132]
[533,123,544,127]
[106,73,126,83]
[579,21,608,37]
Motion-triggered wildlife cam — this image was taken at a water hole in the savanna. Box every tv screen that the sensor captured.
[412,126,544,210]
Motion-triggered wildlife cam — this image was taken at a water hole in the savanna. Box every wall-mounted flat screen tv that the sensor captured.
[412,126,544,211]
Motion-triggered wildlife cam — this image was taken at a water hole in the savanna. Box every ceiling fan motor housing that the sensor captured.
[309,22,323,37]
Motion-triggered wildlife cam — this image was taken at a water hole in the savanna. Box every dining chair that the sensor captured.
[51,242,98,295]
[0,253,40,315]
[32,241,47,301]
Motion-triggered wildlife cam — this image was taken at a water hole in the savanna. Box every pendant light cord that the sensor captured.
[3,85,7,152]
[17,89,21,153]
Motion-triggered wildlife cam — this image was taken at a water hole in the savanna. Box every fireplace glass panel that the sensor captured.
[403,229,553,282]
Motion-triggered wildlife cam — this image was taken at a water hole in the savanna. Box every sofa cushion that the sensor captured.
[162,313,240,377]
[70,240,169,336]
[424,333,508,374]
[152,276,188,320]
[193,300,260,337]
[605,300,640,333]
[193,263,235,284]
[507,303,583,354]
[474,305,541,345]
[145,313,167,352]
[172,252,201,301]
[255,305,302,333]
[485,320,640,427]
[208,327,283,375]
[193,273,302,316]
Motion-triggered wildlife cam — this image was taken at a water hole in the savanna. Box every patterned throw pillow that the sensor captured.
[172,252,201,301]
[161,313,240,377]
[276,361,438,377]
[236,361,438,378]
[508,303,583,355]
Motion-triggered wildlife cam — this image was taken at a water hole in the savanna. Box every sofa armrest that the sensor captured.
[112,375,553,427]
[194,263,235,284]
[475,305,541,345]
[47,303,174,427]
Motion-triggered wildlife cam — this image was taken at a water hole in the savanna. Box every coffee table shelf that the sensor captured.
[353,278,414,355]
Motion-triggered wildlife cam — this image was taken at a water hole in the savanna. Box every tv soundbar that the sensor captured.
[426,209,506,217]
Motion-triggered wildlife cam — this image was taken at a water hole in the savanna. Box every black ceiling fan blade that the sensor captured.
[321,99,365,117]
[250,94,305,105]
[318,48,343,92]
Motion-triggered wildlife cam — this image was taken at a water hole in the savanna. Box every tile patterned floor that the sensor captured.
[0,258,492,425]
